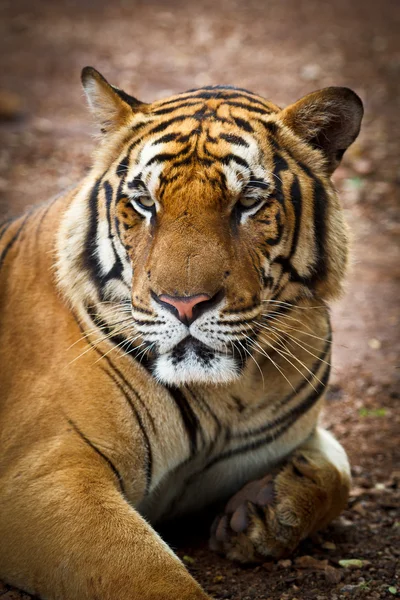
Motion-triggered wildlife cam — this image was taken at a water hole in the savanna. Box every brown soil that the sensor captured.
[0,1,399,599]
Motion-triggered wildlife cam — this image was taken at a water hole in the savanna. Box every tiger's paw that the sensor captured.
[209,451,349,563]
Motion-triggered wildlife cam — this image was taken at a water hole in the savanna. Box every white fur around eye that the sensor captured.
[239,198,267,223]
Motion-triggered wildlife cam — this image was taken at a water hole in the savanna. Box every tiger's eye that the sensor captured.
[239,196,261,209]
[136,196,155,209]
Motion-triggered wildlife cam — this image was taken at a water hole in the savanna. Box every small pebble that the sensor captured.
[340,584,359,593]
[321,541,336,550]
[325,565,342,584]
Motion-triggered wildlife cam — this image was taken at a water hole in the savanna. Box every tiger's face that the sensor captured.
[119,122,277,384]
[63,68,362,386]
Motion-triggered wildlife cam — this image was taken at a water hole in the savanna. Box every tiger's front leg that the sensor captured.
[0,448,210,600]
[210,428,351,562]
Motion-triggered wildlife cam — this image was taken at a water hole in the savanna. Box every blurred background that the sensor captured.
[0,1,399,598]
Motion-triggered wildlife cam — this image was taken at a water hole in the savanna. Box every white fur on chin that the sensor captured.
[153,351,240,386]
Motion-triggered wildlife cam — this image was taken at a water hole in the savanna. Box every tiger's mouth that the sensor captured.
[151,334,243,386]
[171,336,216,364]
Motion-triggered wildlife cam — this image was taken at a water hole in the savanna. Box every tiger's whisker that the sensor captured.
[67,318,133,350]
[259,317,333,344]
[234,336,265,389]
[257,331,323,390]
[261,310,317,334]
[93,333,143,364]
[262,299,326,310]
[254,320,332,362]
[267,326,332,368]
[68,324,136,363]
[245,336,297,393]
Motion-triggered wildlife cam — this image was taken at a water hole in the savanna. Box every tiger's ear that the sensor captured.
[280,87,363,174]
[81,67,143,134]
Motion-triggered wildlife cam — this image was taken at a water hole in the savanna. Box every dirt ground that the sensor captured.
[0,0,399,598]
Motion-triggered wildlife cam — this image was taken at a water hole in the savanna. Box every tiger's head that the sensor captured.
[57,68,363,386]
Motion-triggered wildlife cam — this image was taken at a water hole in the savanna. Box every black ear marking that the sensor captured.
[111,85,142,110]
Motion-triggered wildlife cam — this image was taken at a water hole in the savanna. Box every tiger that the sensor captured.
[0,66,363,600]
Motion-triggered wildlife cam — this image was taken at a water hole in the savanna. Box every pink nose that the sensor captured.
[158,293,211,324]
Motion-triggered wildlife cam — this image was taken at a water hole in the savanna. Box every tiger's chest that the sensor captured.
[137,383,322,523]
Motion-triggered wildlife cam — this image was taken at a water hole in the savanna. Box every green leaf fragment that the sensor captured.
[338,559,364,568]
[358,407,387,417]
[348,176,364,188]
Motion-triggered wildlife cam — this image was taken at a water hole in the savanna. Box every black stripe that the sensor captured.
[130,120,149,136]
[262,122,317,181]
[133,319,166,327]
[127,178,146,190]
[166,386,200,457]
[99,366,153,493]
[0,213,31,271]
[246,178,270,190]
[262,121,280,136]
[155,85,262,106]
[218,153,249,169]
[204,363,330,470]
[220,133,249,147]
[270,151,288,213]
[186,87,265,101]
[271,255,305,285]
[72,313,154,492]
[261,268,274,289]
[264,133,326,284]
[131,303,154,316]
[145,150,190,167]
[218,92,273,109]
[113,87,142,109]
[101,180,124,284]
[232,116,254,133]
[77,309,155,430]
[224,101,269,115]
[152,132,182,144]
[288,174,302,259]
[152,100,204,115]
[148,115,192,135]
[155,92,209,107]
[67,416,126,495]
[234,336,331,441]
[101,356,156,434]
[0,216,16,244]
[116,152,130,177]
[272,151,289,179]
[154,94,272,116]
[170,154,214,168]
[82,177,102,282]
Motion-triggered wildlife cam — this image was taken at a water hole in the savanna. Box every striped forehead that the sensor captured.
[149,85,279,115]
[125,89,279,197]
